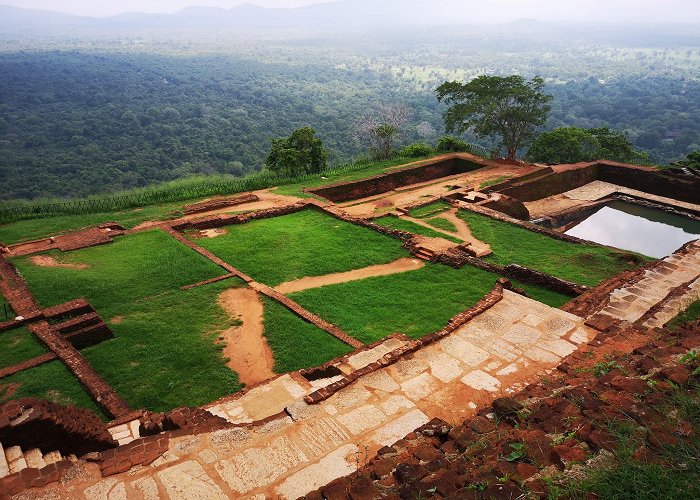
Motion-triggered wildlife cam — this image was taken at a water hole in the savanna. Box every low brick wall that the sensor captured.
[0,352,57,379]
[307,155,490,203]
[183,193,259,215]
[498,164,599,202]
[503,264,587,296]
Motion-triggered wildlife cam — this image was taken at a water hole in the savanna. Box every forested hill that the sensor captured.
[1,35,699,200]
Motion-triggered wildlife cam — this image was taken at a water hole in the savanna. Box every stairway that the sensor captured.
[0,441,68,478]
[413,246,436,261]
[53,312,113,349]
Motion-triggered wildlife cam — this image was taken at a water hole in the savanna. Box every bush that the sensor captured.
[436,135,470,153]
[399,142,435,158]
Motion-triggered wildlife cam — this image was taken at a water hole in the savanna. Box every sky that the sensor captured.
[1,1,329,17]
[2,0,698,22]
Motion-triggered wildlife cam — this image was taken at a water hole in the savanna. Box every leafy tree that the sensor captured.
[265,127,327,176]
[436,75,552,160]
[399,143,434,158]
[354,104,411,160]
[672,151,700,169]
[527,126,648,164]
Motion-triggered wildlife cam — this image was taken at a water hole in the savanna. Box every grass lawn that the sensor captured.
[0,202,185,245]
[1,360,106,419]
[0,326,47,369]
[262,297,353,373]
[510,280,573,309]
[290,262,501,344]
[9,231,245,411]
[374,215,463,244]
[194,209,409,286]
[458,210,649,287]
[427,216,458,233]
[408,201,451,219]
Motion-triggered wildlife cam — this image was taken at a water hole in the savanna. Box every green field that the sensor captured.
[458,210,648,287]
[374,215,463,243]
[8,231,247,411]
[1,361,106,418]
[0,326,47,369]
[262,297,353,373]
[290,263,501,344]
[426,216,458,233]
[408,200,451,219]
[194,209,409,285]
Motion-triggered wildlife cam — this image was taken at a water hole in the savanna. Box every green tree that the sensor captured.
[672,151,700,169]
[436,75,552,160]
[265,127,327,176]
[527,126,648,164]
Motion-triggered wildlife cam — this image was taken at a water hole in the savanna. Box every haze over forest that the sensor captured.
[0,0,699,199]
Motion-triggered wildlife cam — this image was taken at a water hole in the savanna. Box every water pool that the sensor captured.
[565,201,700,258]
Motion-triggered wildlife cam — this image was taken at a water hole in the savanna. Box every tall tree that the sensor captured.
[527,127,648,164]
[354,104,411,160]
[436,75,552,160]
[265,127,327,176]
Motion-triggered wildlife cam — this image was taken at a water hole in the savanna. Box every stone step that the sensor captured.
[24,448,46,469]
[0,442,9,479]
[5,445,27,475]
[43,450,63,465]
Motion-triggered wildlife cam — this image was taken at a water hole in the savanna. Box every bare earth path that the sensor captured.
[217,288,275,386]
[274,258,425,294]
[432,208,492,256]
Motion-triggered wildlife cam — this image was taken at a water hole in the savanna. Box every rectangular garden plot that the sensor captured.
[191,209,410,286]
[289,262,503,345]
[457,210,649,287]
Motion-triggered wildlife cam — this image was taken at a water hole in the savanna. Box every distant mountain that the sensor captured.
[1,0,699,34]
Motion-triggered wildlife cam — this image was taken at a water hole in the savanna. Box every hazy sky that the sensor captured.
[3,0,698,22]
[3,1,328,17]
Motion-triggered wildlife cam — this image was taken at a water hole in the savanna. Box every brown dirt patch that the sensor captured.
[195,228,228,239]
[28,255,89,270]
[274,258,425,294]
[0,382,20,400]
[110,316,124,325]
[217,288,275,386]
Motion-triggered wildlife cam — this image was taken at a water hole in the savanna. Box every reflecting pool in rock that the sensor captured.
[565,201,700,259]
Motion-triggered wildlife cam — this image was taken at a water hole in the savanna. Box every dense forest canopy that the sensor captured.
[1,23,699,200]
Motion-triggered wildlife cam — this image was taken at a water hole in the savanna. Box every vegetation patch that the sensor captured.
[261,297,353,373]
[667,300,700,331]
[374,215,463,243]
[8,232,243,411]
[289,263,500,344]
[457,210,648,286]
[426,216,458,233]
[1,361,106,419]
[408,200,451,219]
[509,280,573,308]
[0,326,47,369]
[194,209,409,285]
[479,176,508,189]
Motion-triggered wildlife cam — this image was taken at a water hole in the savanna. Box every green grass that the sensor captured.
[509,280,572,308]
[374,215,463,244]
[427,216,458,233]
[457,210,649,287]
[479,176,508,189]
[290,263,500,344]
[0,202,185,245]
[11,230,223,310]
[8,231,245,411]
[0,326,47,369]
[194,209,409,286]
[1,360,106,418]
[667,300,700,331]
[262,297,353,373]
[408,201,451,219]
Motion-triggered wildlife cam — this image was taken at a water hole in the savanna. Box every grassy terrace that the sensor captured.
[458,210,649,287]
[0,326,47,369]
[262,297,353,373]
[374,215,463,244]
[2,361,106,418]
[9,231,247,411]
[408,201,451,219]
[193,209,410,285]
[290,263,500,344]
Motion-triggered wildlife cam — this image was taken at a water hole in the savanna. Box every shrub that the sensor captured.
[436,135,470,153]
[399,142,435,158]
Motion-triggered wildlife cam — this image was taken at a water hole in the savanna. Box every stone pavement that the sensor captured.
[598,240,700,326]
[23,291,595,499]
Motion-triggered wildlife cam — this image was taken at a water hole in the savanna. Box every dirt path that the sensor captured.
[274,258,425,294]
[435,209,492,256]
[27,255,89,269]
[217,288,276,386]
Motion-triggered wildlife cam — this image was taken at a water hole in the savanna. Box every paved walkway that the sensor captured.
[29,291,594,499]
[598,241,700,326]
